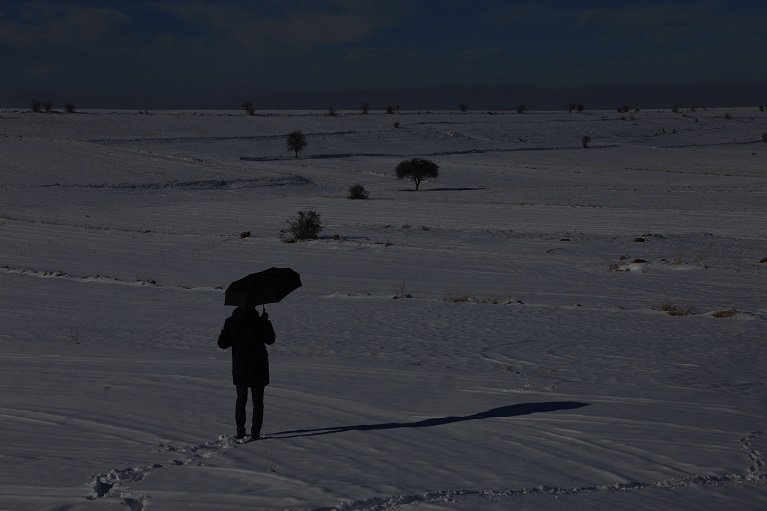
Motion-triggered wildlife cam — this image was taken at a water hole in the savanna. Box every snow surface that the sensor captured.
[1,107,766,510]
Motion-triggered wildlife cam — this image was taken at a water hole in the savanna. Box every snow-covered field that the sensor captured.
[1,106,765,511]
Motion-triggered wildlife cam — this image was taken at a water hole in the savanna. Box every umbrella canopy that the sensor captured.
[225,267,302,307]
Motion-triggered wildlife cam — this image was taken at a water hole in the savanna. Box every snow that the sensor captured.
[1,107,766,510]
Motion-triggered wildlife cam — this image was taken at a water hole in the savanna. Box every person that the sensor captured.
[217,306,276,441]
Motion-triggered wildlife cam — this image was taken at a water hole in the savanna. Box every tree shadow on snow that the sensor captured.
[269,401,588,439]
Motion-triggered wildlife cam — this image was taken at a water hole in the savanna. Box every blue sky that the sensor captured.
[1,0,765,109]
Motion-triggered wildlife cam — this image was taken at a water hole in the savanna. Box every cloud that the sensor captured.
[0,5,130,49]
[152,1,407,53]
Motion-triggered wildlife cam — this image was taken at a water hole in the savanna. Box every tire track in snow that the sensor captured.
[298,431,765,511]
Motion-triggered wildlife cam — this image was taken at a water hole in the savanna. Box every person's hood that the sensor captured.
[233,306,258,320]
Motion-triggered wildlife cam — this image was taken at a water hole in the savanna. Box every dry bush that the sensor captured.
[712,309,738,318]
[348,184,369,200]
[282,210,322,242]
[443,290,470,302]
[656,297,697,316]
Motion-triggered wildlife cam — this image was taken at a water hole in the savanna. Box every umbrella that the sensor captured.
[225,267,302,307]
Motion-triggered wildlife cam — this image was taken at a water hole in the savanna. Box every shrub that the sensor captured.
[386,105,395,114]
[516,104,526,114]
[241,100,255,115]
[328,106,337,117]
[284,210,322,242]
[760,105,765,112]
[42,100,53,112]
[361,102,371,114]
[31,99,42,112]
[64,102,76,113]
[672,106,679,113]
[618,104,630,113]
[348,184,369,200]
[444,290,470,302]
[724,112,732,120]
[581,135,592,148]
[459,103,468,113]
[286,130,308,158]
[395,158,439,191]
[762,133,767,143]
[712,309,738,318]
[656,297,696,317]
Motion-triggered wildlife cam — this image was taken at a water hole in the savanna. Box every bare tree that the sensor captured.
[241,100,255,115]
[395,158,439,191]
[361,102,371,114]
[286,130,308,158]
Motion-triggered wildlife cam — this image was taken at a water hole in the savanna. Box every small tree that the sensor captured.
[395,158,439,191]
[577,103,585,113]
[285,210,322,241]
[31,99,42,112]
[762,133,767,143]
[42,100,54,113]
[581,135,592,148]
[328,106,337,117]
[348,184,369,199]
[286,130,308,158]
[241,100,255,115]
[516,104,526,114]
[459,103,468,113]
[361,102,371,114]
[64,102,76,113]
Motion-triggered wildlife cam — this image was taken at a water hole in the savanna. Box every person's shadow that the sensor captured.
[269,401,589,439]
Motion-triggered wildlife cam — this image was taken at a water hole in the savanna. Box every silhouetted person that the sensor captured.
[218,306,275,440]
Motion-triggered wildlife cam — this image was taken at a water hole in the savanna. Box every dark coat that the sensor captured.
[217,306,276,387]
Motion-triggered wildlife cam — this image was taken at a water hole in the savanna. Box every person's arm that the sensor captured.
[217,318,232,349]
[260,317,276,346]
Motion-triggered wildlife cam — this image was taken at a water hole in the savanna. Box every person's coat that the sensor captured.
[218,306,276,387]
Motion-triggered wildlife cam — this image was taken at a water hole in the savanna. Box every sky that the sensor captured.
[1,0,766,109]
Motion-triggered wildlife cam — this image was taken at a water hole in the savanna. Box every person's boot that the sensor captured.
[235,428,246,440]
[251,430,261,442]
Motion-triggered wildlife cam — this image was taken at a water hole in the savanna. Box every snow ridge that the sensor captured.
[82,431,765,510]
[300,432,766,511]
[0,265,220,292]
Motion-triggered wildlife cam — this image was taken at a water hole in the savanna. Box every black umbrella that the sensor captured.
[225,267,302,307]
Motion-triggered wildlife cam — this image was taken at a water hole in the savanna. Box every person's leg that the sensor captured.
[235,385,249,438]
[250,385,265,440]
